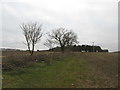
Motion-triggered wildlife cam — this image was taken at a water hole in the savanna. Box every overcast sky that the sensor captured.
[0,0,118,52]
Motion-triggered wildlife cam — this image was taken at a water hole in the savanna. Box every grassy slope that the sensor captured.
[2,52,118,88]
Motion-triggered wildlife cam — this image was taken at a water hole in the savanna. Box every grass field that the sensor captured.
[2,52,118,88]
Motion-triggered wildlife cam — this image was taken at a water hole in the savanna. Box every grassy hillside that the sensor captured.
[2,52,118,88]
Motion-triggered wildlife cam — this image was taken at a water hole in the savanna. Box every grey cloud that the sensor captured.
[1,0,118,52]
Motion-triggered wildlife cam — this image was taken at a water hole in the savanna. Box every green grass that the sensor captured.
[2,52,118,88]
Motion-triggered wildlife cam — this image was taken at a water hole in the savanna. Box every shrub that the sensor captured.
[2,52,66,71]
[2,55,35,71]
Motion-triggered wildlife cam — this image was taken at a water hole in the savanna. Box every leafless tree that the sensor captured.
[20,22,43,55]
[49,27,78,53]
[44,38,55,51]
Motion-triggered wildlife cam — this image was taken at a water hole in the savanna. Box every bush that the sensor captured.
[2,55,35,71]
[2,52,65,71]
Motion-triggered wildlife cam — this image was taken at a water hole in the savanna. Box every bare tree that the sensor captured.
[20,22,43,55]
[44,38,55,51]
[49,27,78,53]
[63,30,78,46]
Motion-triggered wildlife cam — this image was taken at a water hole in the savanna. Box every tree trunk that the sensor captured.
[61,46,64,53]
[31,44,34,56]
[27,43,31,55]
